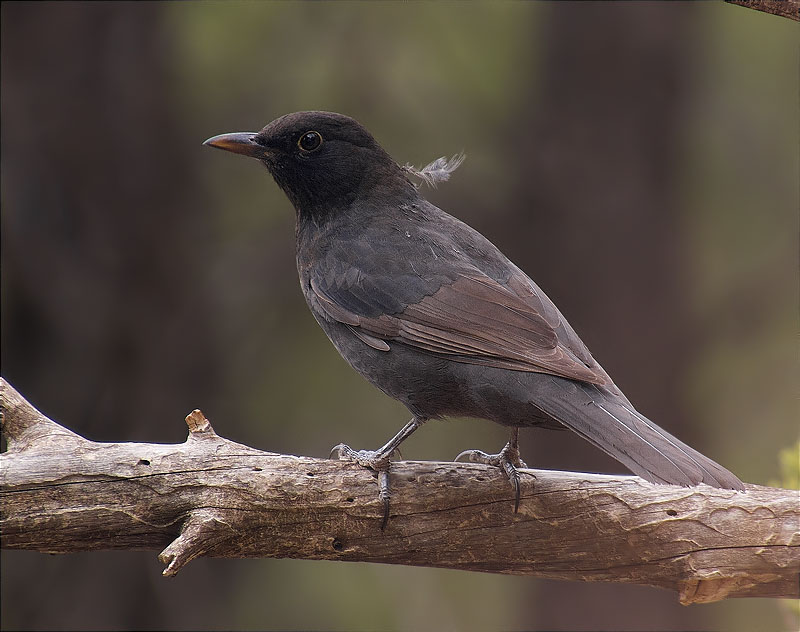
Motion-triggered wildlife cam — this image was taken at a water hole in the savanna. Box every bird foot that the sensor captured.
[330,444,395,470]
[455,439,529,512]
[329,417,425,529]
[330,443,394,529]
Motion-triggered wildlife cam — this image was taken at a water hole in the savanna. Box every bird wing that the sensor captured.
[309,261,607,387]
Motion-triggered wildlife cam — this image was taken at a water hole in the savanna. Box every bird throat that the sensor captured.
[268,158,417,228]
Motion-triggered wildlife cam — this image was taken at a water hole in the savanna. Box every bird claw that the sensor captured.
[377,470,390,530]
[330,443,393,471]
[328,417,425,529]
[455,448,498,465]
[454,439,529,513]
[330,443,393,529]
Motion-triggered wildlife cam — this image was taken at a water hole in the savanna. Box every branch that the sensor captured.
[1,378,797,604]
[725,0,800,21]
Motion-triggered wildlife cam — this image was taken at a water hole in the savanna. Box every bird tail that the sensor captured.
[533,377,745,490]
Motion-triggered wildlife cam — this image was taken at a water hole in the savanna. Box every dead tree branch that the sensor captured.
[1,377,797,604]
[725,0,799,21]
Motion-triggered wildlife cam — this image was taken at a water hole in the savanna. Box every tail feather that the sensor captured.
[533,377,745,490]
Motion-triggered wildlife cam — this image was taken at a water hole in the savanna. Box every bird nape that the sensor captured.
[204,111,744,527]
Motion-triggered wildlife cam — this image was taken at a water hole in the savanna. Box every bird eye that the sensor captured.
[298,131,323,152]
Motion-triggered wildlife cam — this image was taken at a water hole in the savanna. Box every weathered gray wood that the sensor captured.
[1,377,797,604]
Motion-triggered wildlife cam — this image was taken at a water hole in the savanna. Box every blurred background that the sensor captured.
[1,2,796,630]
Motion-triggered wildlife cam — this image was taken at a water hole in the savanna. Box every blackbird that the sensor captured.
[204,111,744,525]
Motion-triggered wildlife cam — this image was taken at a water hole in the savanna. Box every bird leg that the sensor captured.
[455,427,529,512]
[330,416,426,529]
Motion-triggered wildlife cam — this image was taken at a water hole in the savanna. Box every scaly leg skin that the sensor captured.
[330,416,426,529]
[455,427,529,512]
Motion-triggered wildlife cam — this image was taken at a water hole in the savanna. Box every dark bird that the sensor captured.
[204,111,744,525]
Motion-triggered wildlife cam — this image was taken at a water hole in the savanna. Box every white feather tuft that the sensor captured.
[402,152,466,188]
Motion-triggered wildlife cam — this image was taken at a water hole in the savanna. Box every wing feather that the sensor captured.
[311,272,607,386]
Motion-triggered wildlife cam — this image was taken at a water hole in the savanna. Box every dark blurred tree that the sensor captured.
[497,4,711,628]
[2,3,219,440]
[1,3,225,629]
[504,4,698,469]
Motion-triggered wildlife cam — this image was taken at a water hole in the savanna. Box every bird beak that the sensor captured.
[202,132,266,158]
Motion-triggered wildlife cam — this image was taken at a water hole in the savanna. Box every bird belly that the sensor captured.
[315,314,560,428]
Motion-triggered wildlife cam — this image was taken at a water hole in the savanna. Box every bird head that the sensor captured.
[204,111,414,219]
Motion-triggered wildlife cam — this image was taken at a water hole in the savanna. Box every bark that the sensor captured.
[725,0,799,21]
[1,378,797,605]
